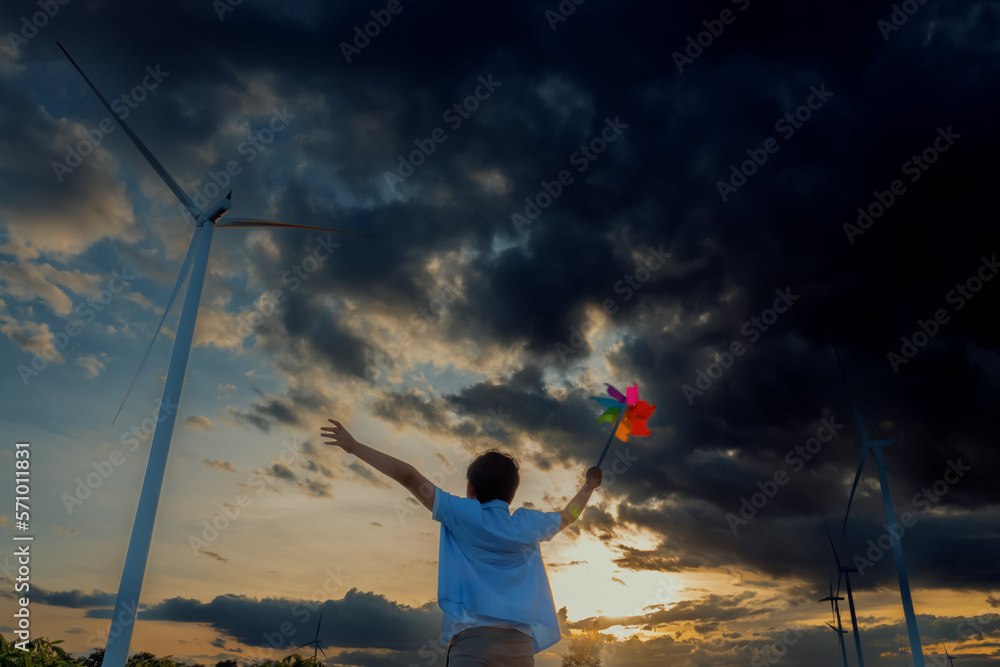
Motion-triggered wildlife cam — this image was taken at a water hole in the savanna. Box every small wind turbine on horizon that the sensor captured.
[294,610,328,661]
[835,344,925,666]
[944,645,958,667]
[819,575,849,667]
[899,638,910,667]
[824,519,865,667]
[57,43,369,667]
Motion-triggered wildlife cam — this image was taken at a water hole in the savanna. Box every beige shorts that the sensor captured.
[445,626,534,666]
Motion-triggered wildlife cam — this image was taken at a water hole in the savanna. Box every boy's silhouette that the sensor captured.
[320,419,602,666]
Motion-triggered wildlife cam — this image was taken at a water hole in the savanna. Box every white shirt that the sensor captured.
[432,487,563,653]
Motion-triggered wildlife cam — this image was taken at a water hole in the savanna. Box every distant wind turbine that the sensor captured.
[824,519,865,667]
[294,610,328,661]
[818,575,849,667]
[835,345,925,666]
[899,638,909,667]
[944,645,958,667]
[57,43,368,667]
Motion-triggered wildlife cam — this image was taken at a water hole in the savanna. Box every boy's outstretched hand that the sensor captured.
[586,466,603,489]
[321,419,359,452]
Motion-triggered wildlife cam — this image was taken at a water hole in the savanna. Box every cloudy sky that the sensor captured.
[1,1,998,665]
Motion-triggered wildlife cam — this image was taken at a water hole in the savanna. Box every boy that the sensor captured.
[320,419,602,666]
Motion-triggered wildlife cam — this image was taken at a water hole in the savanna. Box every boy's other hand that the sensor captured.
[585,466,603,489]
[321,419,359,452]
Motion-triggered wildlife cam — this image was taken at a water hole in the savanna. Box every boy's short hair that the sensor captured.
[467,449,520,503]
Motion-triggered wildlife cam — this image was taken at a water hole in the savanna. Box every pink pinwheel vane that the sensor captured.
[590,382,656,467]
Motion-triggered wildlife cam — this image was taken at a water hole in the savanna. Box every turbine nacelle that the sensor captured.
[204,191,232,223]
[826,622,848,635]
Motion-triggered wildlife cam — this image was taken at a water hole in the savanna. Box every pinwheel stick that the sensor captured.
[596,402,628,468]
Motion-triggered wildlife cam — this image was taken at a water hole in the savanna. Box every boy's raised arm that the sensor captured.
[321,419,435,511]
[557,466,603,532]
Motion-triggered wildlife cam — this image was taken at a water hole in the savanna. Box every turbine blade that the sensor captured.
[827,576,835,621]
[823,519,843,570]
[833,343,871,442]
[216,218,371,238]
[57,43,202,220]
[292,643,310,651]
[842,447,869,537]
[112,227,200,424]
[314,609,323,641]
[318,647,328,658]
[848,394,871,443]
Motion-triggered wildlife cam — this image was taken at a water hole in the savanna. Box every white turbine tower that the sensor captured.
[835,345,925,666]
[294,609,328,661]
[57,43,369,667]
[824,519,865,667]
[818,575,849,667]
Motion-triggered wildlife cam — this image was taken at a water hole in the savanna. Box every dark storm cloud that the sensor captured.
[269,462,296,481]
[229,385,331,432]
[4,0,998,662]
[370,390,453,435]
[368,352,1000,597]
[0,587,115,608]
[569,591,769,632]
[31,584,1000,666]
[79,588,442,652]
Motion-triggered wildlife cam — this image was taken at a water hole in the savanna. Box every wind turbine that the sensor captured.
[824,519,865,666]
[899,639,909,667]
[944,645,958,667]
[294,610,328,661]
[56,43,368,667]
[835,345,925,666]
[818,575,849,667]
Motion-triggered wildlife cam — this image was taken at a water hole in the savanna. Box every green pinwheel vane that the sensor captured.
[591,383,656,467]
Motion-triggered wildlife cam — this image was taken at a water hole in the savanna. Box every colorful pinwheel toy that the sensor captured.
[590,383,656,467]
